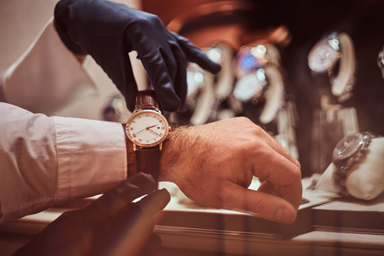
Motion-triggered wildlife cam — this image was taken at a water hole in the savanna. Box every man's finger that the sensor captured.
[250,125,300,168]
[250,147,302,210]
[223,184,298,224]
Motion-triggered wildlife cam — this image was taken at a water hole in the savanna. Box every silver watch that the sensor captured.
[308,32,341,74]
[332,132,375,196]
[233,44,274,103]
[377,46,384,78]
[308,32,356,102]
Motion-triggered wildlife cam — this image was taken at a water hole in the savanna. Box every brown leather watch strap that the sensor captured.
[0,74,6,103]
[123,124,137,178]
[136,89,159,110]
[136,146,161,183]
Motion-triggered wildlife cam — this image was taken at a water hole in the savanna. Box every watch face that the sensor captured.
[233,70,267,102]
[333,133,364,162]
[126,110,169,147]
[377,46,384,77]
[187,63,205,97]
[308,41,339,73]
[206,47,223,64]
[235,45,268,77]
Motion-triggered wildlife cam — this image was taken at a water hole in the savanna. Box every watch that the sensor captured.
[125,89,170,184]
[233,43,284,124]
[377,46,384,78]
[308,32,356,102]
[332,132,375,196]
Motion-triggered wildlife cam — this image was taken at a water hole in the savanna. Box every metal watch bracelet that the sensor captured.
[332,132,375,197]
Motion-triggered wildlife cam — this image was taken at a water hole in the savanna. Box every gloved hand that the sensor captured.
[54,0,221,112]
[13,173,170,256]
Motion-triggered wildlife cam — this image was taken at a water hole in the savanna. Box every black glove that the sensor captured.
[13,173,170,256]
[54,0,221,112]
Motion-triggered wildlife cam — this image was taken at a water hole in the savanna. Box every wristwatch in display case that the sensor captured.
[233,44,269,103]
[332,132,375,196]
[233,43,284,124]
[377,46,384,78]
[125,89,170,183]
[308,32,356,102]
[186,42,235,125]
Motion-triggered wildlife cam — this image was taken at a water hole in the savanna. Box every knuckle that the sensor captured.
[136,13,162,29]
[235,116,252,125]
[292,164,302,179]
[250,199,269,217]
[221,190,237,210]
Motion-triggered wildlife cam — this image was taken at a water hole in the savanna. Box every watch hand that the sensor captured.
[146,124,157,129]
[135,128,147,135]
[147,128,160,137]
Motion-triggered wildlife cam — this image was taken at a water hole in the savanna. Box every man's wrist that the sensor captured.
[159,125,193,183]
[123,123,192,182]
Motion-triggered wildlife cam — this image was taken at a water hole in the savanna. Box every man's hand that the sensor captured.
[160,117,302,224]
[13,173,170,256]
[54,0,221,112]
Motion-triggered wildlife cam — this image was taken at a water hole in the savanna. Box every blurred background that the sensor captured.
[1,0,384,177]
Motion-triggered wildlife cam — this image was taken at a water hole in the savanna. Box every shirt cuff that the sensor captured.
[53,116,127,202]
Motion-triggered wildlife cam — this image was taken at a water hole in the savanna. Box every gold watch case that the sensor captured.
[125,109,170,149]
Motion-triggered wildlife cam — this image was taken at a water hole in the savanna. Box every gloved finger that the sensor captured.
[160,41,178,85]
[90,203,147,256]
[137,233,162,256]
[88,41,138,112]
[81,173,156,223]
[120,56,138,112]
[140,51,181,112]
[136,188,171,218]
[169,42,188,109]
[171,33,222,74]
[100,190,169,256]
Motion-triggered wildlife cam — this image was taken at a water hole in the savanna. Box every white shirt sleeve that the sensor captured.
[0,102,127,223]
[0,17,128,223]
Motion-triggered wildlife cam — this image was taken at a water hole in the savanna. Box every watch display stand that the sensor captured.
[310,96,359,174]
[315,136,384,200]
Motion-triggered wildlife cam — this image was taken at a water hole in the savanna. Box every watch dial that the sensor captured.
[206,47,223,64]
[235,45,268,77]
[126,111,169,147]
[333,133,363,162]
[308,41,339,73]
[233,70,267,102]
[187,63,205,97]
[377,46,384,70]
